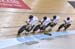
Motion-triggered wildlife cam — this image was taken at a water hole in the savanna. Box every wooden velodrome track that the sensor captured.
[0,0,75,40]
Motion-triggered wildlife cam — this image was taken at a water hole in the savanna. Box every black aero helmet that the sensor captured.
[67,17,70,20]
[29,15,33,19]
[53,15,56,19]
[43,16,47,20]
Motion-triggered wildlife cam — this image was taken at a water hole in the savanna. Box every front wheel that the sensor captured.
[17,25,26,35]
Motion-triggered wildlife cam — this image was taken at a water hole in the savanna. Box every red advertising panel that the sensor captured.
[0,0,31,9]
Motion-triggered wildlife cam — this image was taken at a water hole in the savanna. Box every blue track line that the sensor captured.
[0,30,75,49]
